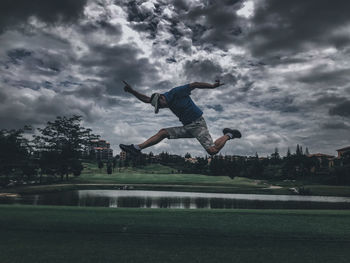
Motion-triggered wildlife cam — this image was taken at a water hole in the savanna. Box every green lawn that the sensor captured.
[2,163,350,196]
[10,163,286,195]
[1,205,350,263]
[74,163,267,187]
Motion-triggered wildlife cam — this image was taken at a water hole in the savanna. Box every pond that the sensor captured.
[2,190,350,209]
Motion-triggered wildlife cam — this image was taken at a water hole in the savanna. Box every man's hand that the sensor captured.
[122,80,151,103]
[123,80,133,93]
[213,80,225,88]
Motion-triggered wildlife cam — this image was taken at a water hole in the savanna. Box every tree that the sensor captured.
[107,162,112,174]
[270,148,281,164]
[286,148,291,158]
[71,159,83,176]
[296,144,302,156]
[305,147,310,156]
[112,158,117,170]
[0,127,36,186]
[185,152,192,158]
[34,115,99,181]
[98,160,104,171]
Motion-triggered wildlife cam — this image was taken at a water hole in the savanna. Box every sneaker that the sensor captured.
[119,144,141,155]
[223,128,242,139]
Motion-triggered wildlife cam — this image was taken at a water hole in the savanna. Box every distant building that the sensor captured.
[119,151,127,161]
[89,139,113,161]
[185,157,198,164]
[336,146,350,158]
[307,153,335,168]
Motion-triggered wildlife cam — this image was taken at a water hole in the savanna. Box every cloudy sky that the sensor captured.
[0,0,349,157]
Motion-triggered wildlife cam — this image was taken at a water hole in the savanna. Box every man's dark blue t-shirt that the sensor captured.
[163,84,203,125]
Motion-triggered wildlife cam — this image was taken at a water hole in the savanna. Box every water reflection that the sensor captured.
[2,190,350,209]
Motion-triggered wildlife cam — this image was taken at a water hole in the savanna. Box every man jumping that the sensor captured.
[119,80,241,156]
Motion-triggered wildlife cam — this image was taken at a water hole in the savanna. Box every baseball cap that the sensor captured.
[150,93,161,114]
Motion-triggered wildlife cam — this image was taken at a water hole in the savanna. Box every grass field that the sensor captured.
[2,163,350,196]
[2,163,286,195]
[76,163,259,186]
[1,205,350,263]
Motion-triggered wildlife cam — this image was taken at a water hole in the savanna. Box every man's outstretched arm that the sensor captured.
[189,80,225,90]
[123,80,151,103]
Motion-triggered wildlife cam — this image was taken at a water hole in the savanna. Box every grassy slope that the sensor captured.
[75,163,245,185]
[2,163,350,196]
[75,163,350,196]
[1,205,350,263]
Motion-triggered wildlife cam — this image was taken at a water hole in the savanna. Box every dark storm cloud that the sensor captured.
[173,0,190,12]
[81,44,159,95]
[80,20,122,35]
[6,49,32,64]
[207,104,224,112]
[306,94,348,110]
[0,88,7,103]
[237,79,254,93]
[5,47,68,76]
[249,96,299,113]
[298,66,350,86]
[329,100,350,118]
[153,80,174,91]
[120,0,244,49]
[182,58,238,86]
[60,81,121,107]
[180,0,244,48]
[322,121,350,130]
[120,0,162,38]
[62,84,102,99]
[247,0,350,57]
[0,87,99,129]
[184,59,221,80]
[0,0,88,32]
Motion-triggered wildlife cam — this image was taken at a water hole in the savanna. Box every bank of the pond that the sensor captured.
[0,182,290,196]
[1,205,350,263]
[2,182,350,198]
[2,166,350,197]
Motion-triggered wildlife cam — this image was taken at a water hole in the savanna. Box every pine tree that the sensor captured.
[185,152,191,158]
[107,162,112,174]
[305,147,310,156]
[98,160,104,171]
[286,148,291,158]
[271,148,280,160]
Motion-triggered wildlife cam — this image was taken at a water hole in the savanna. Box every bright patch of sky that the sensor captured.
[236,0,254,18]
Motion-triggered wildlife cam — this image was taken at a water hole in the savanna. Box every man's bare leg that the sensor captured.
[214,135,231,150]
[138,129,169,150]
[207,135,230,155]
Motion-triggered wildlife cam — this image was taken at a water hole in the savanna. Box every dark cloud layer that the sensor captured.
[247,0,350,57]
[0,0,349,156]
[183,0,243,48]
[298,67,350,86]
[80,44,159,95]
[121,0,245,49]
[183,59,223,81]
[322,121,350,130]
[0,0,88,32]
[329,100,350,118]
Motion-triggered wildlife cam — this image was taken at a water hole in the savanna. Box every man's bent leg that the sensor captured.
[206,135,230,155]
[138,129,169,150]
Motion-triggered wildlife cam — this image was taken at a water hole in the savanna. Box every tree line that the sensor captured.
[0,115,99,187]
[139,147,350,185]
[1,115,349,187]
